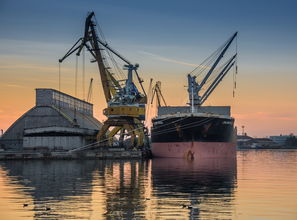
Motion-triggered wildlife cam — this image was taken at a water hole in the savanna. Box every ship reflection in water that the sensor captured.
[151,157,236,219]
[1,150,296,219]
[0,156,236,219]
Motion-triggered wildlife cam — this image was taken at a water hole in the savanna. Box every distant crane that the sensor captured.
[151,81,167,107]
[144,80,167,131]
[86,78,93,103]
[59,12,148,148]
[145,78,153,122]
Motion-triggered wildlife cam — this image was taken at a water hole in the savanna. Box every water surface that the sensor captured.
[0,150,296,219]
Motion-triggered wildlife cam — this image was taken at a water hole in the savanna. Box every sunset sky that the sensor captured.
[0,0,297,137]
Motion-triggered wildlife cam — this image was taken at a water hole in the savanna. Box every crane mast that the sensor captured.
[59,12,148,148]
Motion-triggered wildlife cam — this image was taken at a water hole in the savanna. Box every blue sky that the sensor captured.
[1,0,296,61]
[1,0,296,45]
[1,0,297,136]
[1,0,296,75]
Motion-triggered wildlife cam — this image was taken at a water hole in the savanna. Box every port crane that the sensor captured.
[188,32,238,111]
[145,80,166,126]
[59,12,147,148]
[151,81,167,107]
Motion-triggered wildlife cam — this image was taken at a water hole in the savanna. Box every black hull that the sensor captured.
[151,115,235,143]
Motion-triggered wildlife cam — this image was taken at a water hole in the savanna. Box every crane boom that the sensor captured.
[81,12,112,102]
[199,32,237,89]
[200,54,237,104]
[97,38,131,65]
[188,32,238,109]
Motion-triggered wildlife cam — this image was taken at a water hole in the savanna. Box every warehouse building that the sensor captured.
[0,89,102,151]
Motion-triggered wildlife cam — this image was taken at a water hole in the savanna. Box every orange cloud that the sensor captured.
[233,112,297,121]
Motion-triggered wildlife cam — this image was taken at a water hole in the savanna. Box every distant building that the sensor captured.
[269,135,291,146]
[253,138,279,148]
[237,135,280,149]
[0,89,102,151]
[237,135,253,142]
[237,135,254,148]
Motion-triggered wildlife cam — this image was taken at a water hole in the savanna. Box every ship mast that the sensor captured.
[188,32,238,112]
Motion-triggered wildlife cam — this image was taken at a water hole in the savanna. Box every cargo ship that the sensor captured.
[151,32,238,158]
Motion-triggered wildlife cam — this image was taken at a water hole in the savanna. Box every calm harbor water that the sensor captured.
[0,150,296,219]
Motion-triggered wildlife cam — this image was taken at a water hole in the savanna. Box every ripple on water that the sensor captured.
[0,150,296,219]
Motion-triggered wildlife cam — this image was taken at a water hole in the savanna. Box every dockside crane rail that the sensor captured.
[187,32,238,108]
[59,12,148,148]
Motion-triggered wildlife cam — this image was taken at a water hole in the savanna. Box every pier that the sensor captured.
[0,148,146,160]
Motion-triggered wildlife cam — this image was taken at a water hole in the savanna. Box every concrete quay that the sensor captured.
[0,148,150,160]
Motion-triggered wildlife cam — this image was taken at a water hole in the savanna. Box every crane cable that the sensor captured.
[233,34,238,98]
[190,37,229,78]
[194,43,226,82]
[94,15,125,82]
[93,15,120,80]
[94,15,145,92]
[145,79,153,127]
[75,55,78,98]
[189,34,235,92]
[69,115,216,152]
[69,116,187,152]
[58,62,61,110]
[187,33,238,102]
[74,55,79,121]
[94,15,143,91]
[82,46,85,100]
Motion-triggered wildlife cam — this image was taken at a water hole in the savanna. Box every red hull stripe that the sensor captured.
[152,142,236,158]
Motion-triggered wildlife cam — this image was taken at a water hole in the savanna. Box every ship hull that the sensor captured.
[151,115,236,158]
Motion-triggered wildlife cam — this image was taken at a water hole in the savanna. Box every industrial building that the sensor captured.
[0,89,102,151]
[269,135,292,145]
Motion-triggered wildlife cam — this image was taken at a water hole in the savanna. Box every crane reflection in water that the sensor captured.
[0,156,236,219]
